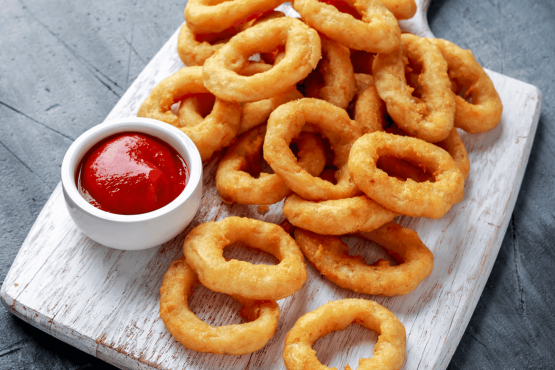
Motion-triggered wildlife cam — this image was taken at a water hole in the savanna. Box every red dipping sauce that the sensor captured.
[76,132,189,215]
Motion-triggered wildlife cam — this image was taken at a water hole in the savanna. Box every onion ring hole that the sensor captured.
[237,139,309,180]
[340,234,400,267]
[187,284,247,327]
[405,61,473,103]
[313,321,379,369]
[350,50,375,74]
[222,241,279,266]
[377,156,435,183]
[380,120,436,182]
[171,93,215,118]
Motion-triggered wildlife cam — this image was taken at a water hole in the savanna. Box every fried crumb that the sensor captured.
[257,205,270,214]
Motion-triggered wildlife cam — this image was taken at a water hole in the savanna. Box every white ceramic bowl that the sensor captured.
[61,117,203,250]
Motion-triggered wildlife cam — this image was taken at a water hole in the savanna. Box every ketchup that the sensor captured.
[76,132,189,215]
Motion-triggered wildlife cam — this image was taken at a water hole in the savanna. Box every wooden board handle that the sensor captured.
[399,0,435,38]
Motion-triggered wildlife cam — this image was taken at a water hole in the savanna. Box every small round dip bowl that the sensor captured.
[61,117,203,250]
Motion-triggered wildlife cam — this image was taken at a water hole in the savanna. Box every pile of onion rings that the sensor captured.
[142,0,505,361]
[264,98,362,201]
[137,66,241,161]
[302,37,357,110]
[216,125,326,205]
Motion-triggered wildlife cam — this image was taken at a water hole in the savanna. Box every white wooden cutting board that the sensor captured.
[0,1,541,369]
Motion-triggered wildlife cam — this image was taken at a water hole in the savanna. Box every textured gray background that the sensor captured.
[1,0,554,369]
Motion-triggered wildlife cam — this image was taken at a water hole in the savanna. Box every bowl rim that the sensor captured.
[61,117,203,224]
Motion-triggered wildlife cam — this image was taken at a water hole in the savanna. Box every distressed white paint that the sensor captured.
[0,2,542,369]
[399,0,435,37]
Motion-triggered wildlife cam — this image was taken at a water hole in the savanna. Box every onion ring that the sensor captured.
[183,217,307,301]
[280,219,296,236]
[353,73,374,93]
[177,11,283,67]
[174,62,303,135]
[293,0,400,53]
[252,9,286,26]
[304,37,357,110]
[283,298,406,370]
[348,131,464,218]
[294,222,434,295]
[159,257,280,355]
[283,193,397,235]
[386,123,470,181]
[428,38,503,133]
[216,125,326,205]
[353,73,386,134]
[237,61,304,134]
[137,66,241,161]
[373,33,455,143]
[176,93,215,127]
[203,17,321,102]
[240,87,303,134]
[433,127,470,181]
[264,98,362,201]
[381,0,417,20]
[177,23,245,67]
[376,155,435,183]
[184,0,286,34]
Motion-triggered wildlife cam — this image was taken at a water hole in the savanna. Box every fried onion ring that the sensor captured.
[386,123,470,181]
[353,74,386,134]
[377,156,435,183]
[176,93,215,127]
[203,18,321,102]
[354,73,374,93]
[216,126,326,205]
[176,23,245,66]
[348,131,464,218]
[434,127,470,181]
[241,87,303,134]
[428,38,503,133]
[251,9,286,26]
[159,257,280,355]
[293,0,400,53]
[283,299,406,370]
[381,0,417,20]
[264,98,362,201]
[184,0,285,34]
[373,33,455,143]
[137,66,241,161]
[175,62,303,134]
[294,222,434,295]
[183,217,307,301]
[304,37,357,110]
[237,61,305,134]
[283,193,397,235]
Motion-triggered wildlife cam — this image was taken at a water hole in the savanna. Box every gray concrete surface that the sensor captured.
[0,0,554,369]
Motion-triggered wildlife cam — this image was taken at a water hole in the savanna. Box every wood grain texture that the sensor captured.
[0,3,542,370]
